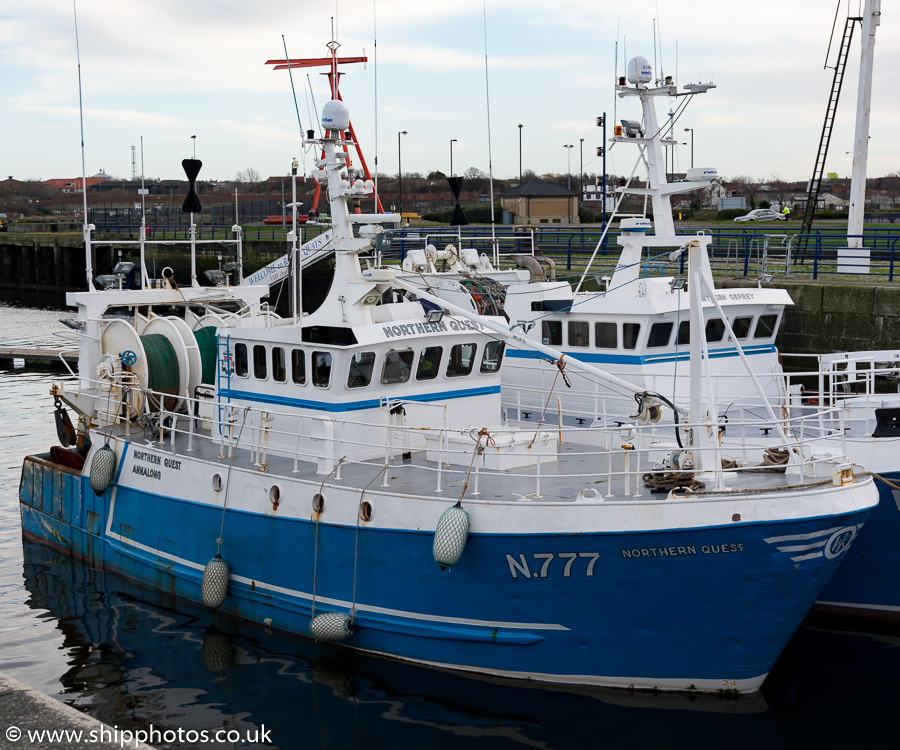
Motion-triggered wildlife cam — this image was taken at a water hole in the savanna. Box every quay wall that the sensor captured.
[3,235,900,356]
[720,279,900,355]
[0,236,287,308]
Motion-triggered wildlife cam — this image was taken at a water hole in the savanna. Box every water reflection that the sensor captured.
[22,539,780,750]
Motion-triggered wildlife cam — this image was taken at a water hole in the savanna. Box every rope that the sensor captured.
[215,406,251,557]
[350,466,388,627]
[642,471,706,491]
[310,457,346,621]
[529,356,569,448]
[459,428,495,504]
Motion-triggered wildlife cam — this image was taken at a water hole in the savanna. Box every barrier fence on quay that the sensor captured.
[87,222,900,282]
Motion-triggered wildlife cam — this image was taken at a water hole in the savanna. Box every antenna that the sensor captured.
[482,0,498,265]
[131,145,136,180]
[72,0,91,290]
[281,35,307,174]
[373,0,379,209]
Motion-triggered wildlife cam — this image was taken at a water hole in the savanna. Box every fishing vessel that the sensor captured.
[19,43,878,693]
[777,351,900,619]
[393,58,792,428]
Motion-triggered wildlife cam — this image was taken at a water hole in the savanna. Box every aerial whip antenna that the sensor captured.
[282,35,307,175]
[482,0,498,265]
[373,0,379,208]
[72,0,92,290]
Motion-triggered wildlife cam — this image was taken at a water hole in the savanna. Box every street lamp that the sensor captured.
[450,138,458,177]
[518,124,523,183]
[563,144,573,190]
[684,128,694,169]
[191,134,197,159]
[398,130,407,215]
[579,138,584,198]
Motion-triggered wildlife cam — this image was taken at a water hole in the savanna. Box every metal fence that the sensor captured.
[90,220,900,282]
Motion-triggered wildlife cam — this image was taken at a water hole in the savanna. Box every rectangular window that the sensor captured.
[623,323,641,350]
[447,343,477,377]
[272,347,286,382]
[568,321,589,347]
[312,351,332,388]
[381,349,414,384]
[542,320,562,346]
[705,318,726,343]
[676,321,690,346]
[416,346,442,381]
[234,343,248,377]
[291,349,306,385]
[480,341,506,373]
[732,316,752,339]
[647,322,673,348]
[754,314,778,339]
[595,321,617,349]
[253,345,267,379]
[348,352,376,388]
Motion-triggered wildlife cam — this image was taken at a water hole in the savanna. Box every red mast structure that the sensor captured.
[266,41,384,214]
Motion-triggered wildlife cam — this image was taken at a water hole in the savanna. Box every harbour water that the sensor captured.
[1,304,899,749]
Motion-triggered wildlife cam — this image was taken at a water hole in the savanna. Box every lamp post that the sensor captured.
[398,130,407,215]
[684,128,694,169]
[450,138,457,177]
[191,134,196,159]
[579,138,584,198]
[563,144,573,190]
[518,124,523,183]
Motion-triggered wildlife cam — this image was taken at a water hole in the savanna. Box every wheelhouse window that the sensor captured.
[623,323,641,350]
[234,343,248,377]
[754,314,778,339]
[312,351,332,388]
[347,352,376,388]
[676,321,690,346]
[272,347,286,382]
[732,316,752,339]
[647,322,673,348]
[705,318,726,343]
[595,321,617,349]
[480,341,506,373]
[542,320,562,346]
[447,343,477,377]
[253,345,267,379]
[291,349,306,385]
[568,321,589,347]
[416,346,442,381]
[382,349,414,385]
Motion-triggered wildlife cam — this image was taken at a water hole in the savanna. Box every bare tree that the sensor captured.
[235,167,261,193]
[730,175,762,208]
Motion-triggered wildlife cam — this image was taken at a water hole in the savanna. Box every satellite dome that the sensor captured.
[626,56,653,85]
[321,99,350,132]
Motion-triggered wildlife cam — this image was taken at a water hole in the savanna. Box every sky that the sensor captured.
[1,0,896,186]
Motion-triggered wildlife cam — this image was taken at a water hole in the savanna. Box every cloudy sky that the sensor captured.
[1,0,894,185]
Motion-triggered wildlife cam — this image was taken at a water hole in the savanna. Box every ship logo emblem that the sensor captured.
[763,524,863,563]
[823,526,857,559]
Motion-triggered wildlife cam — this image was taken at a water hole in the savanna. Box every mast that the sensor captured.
[846,0,881,248]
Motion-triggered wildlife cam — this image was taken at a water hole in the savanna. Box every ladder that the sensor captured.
[798,16,860,248]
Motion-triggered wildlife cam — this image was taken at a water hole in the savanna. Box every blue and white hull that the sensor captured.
[20,439,875,693]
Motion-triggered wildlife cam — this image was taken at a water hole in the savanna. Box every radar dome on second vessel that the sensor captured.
[321,99,350,132]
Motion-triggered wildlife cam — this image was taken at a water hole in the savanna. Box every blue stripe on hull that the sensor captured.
[816,472,900,616]
[506,344,776,365]
[18,456,867,688]
[219,385,500,412]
